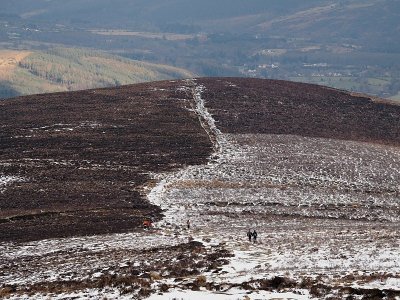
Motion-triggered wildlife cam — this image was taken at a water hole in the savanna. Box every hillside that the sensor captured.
[0,48,193,98]
[0,1,320,30]
[0,50,32,98]
[1,1,400,99]
[0,80,212,241]
[2,0,398,50]
[0,78,399,299]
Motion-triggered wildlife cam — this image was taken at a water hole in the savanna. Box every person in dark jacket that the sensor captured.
[247,229,252,242]
[252,230,258,243]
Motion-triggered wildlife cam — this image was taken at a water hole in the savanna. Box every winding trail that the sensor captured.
[145,79,400,299]
[189,79,226,154]
[145,80,311,298]
[147,79,233,227]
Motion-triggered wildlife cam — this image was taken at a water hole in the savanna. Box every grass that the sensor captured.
[290,76,360,91]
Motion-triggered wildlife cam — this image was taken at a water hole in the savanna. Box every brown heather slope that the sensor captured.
[198,78,400,146]
[0,81,213,242]
[1,77,400,242]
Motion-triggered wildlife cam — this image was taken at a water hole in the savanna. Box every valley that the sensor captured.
[1,0,400,99]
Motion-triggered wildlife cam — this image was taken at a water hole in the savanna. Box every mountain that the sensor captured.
[1,0,399,99]
[1,78,399,242]
[0,48,193,99]
[2,0,399,50]
[1,78,399,299]
[0,1,320,29]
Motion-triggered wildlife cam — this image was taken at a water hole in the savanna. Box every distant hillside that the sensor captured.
[0,48,194,98]
[2,0,398,50]
[0,0,317,30]
[1,0,400,99]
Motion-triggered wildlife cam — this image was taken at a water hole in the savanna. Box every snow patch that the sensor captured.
[147,288,311,300]
[0,175,24,191]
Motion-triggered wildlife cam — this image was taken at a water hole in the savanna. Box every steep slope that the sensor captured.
[0,0,319,29]
[255,0,400,51]
[0,48,193,99]
[0,50,32,98]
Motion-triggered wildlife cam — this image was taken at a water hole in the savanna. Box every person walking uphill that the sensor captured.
[252,230,258,243]
[247,229,252,242]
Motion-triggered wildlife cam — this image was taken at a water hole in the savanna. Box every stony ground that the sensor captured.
[1,78,399,299]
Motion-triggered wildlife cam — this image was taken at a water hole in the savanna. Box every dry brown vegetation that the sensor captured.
[0,80,213,241]
[0,240,234,298]
[1,77,399,242]
[0,48,193,99]
[90,30,194,41]
[0,78,399,299]
[0,50,31,80]
[198,78,400,146]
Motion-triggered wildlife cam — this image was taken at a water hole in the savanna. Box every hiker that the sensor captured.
[247,229,252,242]
[143,219,152,229]
[187,219,190,230]
[252,230,258,243]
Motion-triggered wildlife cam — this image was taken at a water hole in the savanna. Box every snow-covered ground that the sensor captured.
[5,288,311,300]
[0,229,188,286]
[1,80,399,299]
[0,176,14,186]
[147,288,311,300]
[0,175,24,191]
[142,80,400,297]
